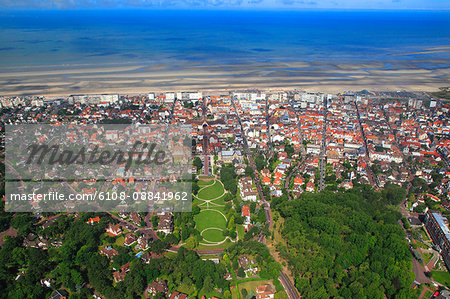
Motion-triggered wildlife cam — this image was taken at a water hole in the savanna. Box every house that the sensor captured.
[99,246,118,259]
[169,291,188,299]
[147,279,168,296]
[278,152,288,161]
[256,284,275,299]
[113,270,126,283]
[261,168,271,178]
[239,177,258,201]
[242,205,251,231]
[124,233,137,246]
[338,180,353,190]
[306,180,315,192]
[49,289,69,299]
[135,236,149,251]
[86,217,100,225]
[157,213,173,235]
[238,255,254,269]
[106,223,122,236]
[293,175,304,185]
[113,262,130,283]
[130,212,142,226]
[141,252,151,264]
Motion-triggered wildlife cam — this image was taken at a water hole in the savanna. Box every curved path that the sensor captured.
[194,179,236,245]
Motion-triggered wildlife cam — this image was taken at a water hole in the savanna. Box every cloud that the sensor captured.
[0,0,448,9]
[280,0,317,5]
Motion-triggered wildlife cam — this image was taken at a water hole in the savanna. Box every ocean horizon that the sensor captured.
[0,9,449,95]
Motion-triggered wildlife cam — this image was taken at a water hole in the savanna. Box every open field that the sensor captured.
[432,270,450,286]
[233,280,274,299]
[197,180,225,200]
[195,210,227,234]
[194,178,231,245]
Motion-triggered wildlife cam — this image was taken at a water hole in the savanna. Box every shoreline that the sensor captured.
[0,60,448,97]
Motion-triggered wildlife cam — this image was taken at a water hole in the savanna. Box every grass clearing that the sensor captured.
[202,228,226,243]
[432,270,450,286]
[195,209,227,232]
[422,253,433,265]
[237,225,245,240]
[424,290,433,299]
[114,236,125,247]
[198,180,225,200]
[198,179,215,188]
[194,179,231,245]
[237,280,274,297]
[196,239,234,249]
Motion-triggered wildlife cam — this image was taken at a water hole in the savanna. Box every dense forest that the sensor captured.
[274,184,415,298]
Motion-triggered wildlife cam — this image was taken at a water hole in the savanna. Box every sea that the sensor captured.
[0,9,449,69]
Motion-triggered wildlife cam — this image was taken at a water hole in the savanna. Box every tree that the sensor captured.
[185,236,198,249]
[255,155,265,171]
[245,165,254,177]
[203,275,214,293]
[237,267,245,278]
[193,157,203,172]
[241,288,248,298]
[151,215,159,229]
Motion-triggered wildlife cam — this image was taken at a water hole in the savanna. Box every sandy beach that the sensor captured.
[0,57,448,96]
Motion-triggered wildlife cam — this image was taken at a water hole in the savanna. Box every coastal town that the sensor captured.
[0,89,449,299]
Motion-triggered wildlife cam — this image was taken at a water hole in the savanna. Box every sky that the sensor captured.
[0,0,449,10]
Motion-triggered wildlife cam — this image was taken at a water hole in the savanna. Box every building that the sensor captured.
[106,223,122,236]
[256,284,275,299]
[169,291,188,299]
[49,289,69,299]
[99,246,118,259]
[157,212,173,235]
[68,94,119,105]
[424,211,450,269]
[113,262,130,283]
[124,233,137,246]
[218,150,243,164]
[239,177,258,202]
[147,279,168,296]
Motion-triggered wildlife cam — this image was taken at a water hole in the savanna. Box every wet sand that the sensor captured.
[0,58,449,96]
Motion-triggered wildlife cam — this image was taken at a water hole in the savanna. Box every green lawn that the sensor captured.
[195,209,227,231]
[237,280,274,298]
[202,228,226,243]
[432,270,450,286]
[198,179,215,188]
[422,253,433,265]
[194,179,230,244]
[424,290,433,299]
[237,225,245,240]
[197,180,225,200]
[196,239,234,250]
[114,236,125,247]
[415,240,430,250]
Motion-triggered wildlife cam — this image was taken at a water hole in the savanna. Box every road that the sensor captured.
[265,97,273,161]
[284,100,307,200]
[202,97,210,175]
[354,100,378,188]
[318,97,328,192]
[284,163,301,201]
[231,96,299,299]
